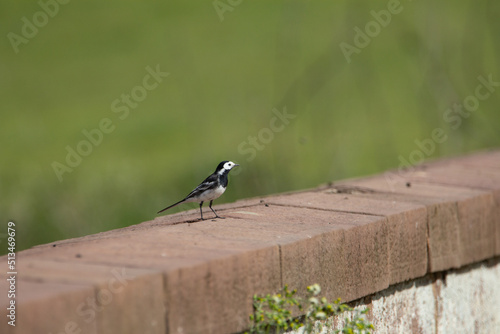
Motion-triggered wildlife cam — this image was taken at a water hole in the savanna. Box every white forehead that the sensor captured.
[223,161,236,169]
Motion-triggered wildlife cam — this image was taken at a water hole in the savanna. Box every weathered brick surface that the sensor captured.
[393,155,500,259]
[1,261,166,334]
[0,278,97,334]
[164,247,279,334]
[267,192,428,285]
[270,209,386,303]
[1,150,499,334]
[334,176,496,272]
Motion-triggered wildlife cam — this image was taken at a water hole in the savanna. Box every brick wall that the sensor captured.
[1,150,499,334]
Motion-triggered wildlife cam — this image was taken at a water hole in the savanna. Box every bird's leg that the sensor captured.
[209,200,223,219]
[199,201,204,220]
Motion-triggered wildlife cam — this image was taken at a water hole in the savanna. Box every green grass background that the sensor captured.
[1,0,499,254]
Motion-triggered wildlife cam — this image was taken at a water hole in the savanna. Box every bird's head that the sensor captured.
[216,161,239,174]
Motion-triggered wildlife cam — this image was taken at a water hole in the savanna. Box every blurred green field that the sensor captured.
[1,0,499,254]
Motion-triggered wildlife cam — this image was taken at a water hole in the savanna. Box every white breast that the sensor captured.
[198,185,226,202]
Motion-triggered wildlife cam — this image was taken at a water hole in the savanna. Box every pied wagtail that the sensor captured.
[157,161,239,220]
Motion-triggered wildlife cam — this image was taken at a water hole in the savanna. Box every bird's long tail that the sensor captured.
[157,199,186,214]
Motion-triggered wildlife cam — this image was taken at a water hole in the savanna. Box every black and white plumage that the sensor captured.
[157,161,239,220]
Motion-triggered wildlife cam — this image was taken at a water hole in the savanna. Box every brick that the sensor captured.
[270,209,386,303]
[396,162,500,258]
[280,229,348,304]
[267,191,424,217]
[277,212,390,303]
[383,208,427,283]
[15,260,166,334]
[343,218,389,300]
[267,192,427,285]
[19,198,263,252]
[426,202,461,271]
[408,164,500,190]
[153,197,264,226]
[335,176,496,271]
[455,193,497,264]
[165,246,280,334]
[0,278,97,334]
[20,226,262,270]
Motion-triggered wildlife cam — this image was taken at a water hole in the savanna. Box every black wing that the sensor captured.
[184,173,219,200]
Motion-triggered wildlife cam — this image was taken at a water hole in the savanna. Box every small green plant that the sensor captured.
[247,284,374,334]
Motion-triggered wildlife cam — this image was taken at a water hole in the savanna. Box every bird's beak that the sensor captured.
[234,164,240,167]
